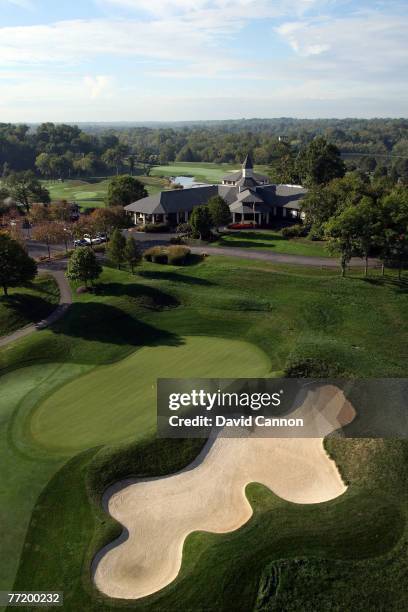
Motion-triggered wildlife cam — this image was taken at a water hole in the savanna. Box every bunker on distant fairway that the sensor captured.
[29,336,270,452]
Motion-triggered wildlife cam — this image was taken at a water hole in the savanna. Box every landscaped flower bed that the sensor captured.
[227,222,258,230]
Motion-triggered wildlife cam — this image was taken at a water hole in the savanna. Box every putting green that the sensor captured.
[29,336,270,452]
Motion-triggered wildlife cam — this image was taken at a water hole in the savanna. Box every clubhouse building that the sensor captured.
[125,155,307,227]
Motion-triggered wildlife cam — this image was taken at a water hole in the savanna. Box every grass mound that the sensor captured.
[0,275,59,337]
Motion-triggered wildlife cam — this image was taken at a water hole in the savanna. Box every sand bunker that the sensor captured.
[93,385,355,600]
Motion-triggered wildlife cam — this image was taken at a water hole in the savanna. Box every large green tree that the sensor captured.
[106,175,147,208]
[5,171,50,213]
[123,236,142,273]
[107,229,126,269]
[207,196,231,231]
[380,187,408,279]
[66,247,102,287]
[190,205,212,240]
[0,234,37,295]
[296,137,345,186]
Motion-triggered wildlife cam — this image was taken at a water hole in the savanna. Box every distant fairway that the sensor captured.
[150,161,271,184]
[29,336,270,452]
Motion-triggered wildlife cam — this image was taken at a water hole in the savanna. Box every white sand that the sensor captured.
[93,385,355,600]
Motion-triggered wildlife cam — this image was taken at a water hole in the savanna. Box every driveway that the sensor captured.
[0,264,72,348]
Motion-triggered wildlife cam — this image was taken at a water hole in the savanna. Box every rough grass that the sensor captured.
[0,275,59,337]
[0,257,407,610]
[215,230,332,258]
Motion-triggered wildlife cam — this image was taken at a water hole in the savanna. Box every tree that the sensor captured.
[66,247,102,287]
[32,221,66,259]
[49,200,72,223]
[91,206,128,237]
[28,203,50,226]
[123,236,142,273]
[190,205,212,240]
[0,234,37,295]
[324,208,360,277]
[106,175,147,208]
[296,137,345,186]
[207,196,231,231]
[107,229,126,269]
[380,187,408,280]
[352,196,382,276]
[102,144,129,175]
[5,171,50,213]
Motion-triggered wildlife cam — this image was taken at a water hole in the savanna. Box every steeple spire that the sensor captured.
[243,154,254,170]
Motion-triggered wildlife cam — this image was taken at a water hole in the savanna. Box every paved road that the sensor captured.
[0,263,72,349]
[189,245,379,268]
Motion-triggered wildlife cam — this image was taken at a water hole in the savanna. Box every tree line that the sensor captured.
[1,119,408,181]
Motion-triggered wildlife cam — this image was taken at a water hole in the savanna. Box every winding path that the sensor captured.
[0,263,72,349]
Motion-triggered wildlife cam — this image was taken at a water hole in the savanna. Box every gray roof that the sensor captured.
[125,185,218,214]
[125,183,307,215]
[235,188,264,204]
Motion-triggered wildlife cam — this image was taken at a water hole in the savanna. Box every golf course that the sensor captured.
[1,256,408,610]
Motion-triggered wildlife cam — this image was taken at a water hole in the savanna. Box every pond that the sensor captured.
[171,176,208,188]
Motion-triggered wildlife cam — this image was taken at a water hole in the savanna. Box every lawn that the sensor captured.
[0,275,59,337]
[215,230,332,258]
[0,258,407,610]
[44,175,168,209]
[150,161,270,184]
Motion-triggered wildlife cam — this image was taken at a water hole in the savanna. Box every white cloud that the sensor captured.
[84,75,115,98]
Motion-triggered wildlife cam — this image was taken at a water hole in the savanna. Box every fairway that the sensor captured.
[29,336,270,452]
[150,162,270,184]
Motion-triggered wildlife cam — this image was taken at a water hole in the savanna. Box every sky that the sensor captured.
[0,0,407,122]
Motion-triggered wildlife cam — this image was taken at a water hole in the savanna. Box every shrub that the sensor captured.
[143,223,170,233]
[144,246,168,264]
[167,246,191,265]
[284,356,348,378]
[281,224,306,238]
[170,236,185,245]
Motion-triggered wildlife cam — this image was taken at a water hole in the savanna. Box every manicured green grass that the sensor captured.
[150,162,270,184]
[30,336,270,452]
[0,258,407,609]
[44,175,168,209]
[0,275,59,337]
[215,230,332,258]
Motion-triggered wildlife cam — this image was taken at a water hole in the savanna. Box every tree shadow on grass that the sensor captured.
[361,277,408,294]
[138,270,214,286]
[0,293,55,322]
[51,301,182,348]
[93,282,181,309]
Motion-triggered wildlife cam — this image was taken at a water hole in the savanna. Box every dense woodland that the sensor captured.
[1,119,408,181]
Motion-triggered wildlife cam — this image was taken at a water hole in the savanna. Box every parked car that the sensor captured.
[73,238,88,247]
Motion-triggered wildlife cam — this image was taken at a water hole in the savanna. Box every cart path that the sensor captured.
[0,266,72,348]
[190,245,379,268]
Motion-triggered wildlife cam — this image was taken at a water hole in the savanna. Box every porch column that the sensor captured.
[282,208,287,218]
[266,212,270,225]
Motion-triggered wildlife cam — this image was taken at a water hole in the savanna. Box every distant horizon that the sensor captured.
[18,116,408,126]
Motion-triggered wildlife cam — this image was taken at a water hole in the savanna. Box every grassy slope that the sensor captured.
[215,231,332,258]
[0,259,407,610]
[150,162,270,184]
[44,176,167,209]
[0,275,59,337]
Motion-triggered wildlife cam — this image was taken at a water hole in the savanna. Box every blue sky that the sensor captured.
[0,0,407,121]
